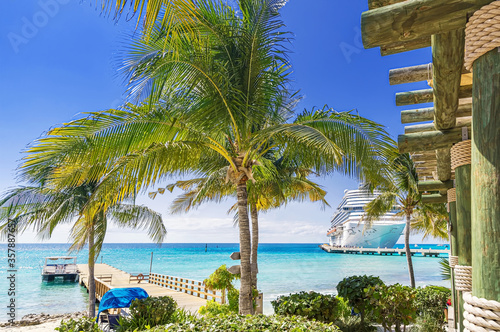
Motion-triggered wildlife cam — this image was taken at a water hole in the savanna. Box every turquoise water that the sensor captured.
[0,243,449,321]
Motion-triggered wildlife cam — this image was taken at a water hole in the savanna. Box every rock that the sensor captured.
[0,311,87,327]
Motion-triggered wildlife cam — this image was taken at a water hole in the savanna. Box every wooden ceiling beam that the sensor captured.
[421,193,447,204]
[418,180,454,191]
[380,37,431,56]
[398,127,467,153]
[389,63,470,85]
[368,0,406,10]
[361,0,495,49]
[404,117,471,134]
[401,102,472,124]
[396,85,472,107]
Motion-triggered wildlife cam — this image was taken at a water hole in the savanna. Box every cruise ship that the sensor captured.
[327,184,406,248]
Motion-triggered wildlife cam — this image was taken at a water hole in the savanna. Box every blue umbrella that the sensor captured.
[96,287,149,321]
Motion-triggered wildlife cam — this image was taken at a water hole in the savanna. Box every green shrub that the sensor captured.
[271,291,340,323]
[198,301,233,317]
[334,316,376,332]
[55,317,99,332]
[204,265,239,291]
[117,296,177,331]
[228,288,240,313]
[410,313,446,332]
[150,314,340,331]
[366,283,418,332]
[415,285,450,321]
[336,275,384,322]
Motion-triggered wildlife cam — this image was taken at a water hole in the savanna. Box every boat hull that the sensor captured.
[328,222,405,248]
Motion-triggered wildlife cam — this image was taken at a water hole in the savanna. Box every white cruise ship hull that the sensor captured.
[329,221,405,248]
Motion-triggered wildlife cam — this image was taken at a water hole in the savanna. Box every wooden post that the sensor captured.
[471,48,500,301]
[449,199,459,331]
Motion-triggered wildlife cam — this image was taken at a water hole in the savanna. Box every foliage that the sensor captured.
[366,283,418,332]
[410,203,449,240]
[336,296,352,319]
[334,316,376,332]
[228,288,240,313]
[336,275,384,321]
[199,265,240,315]
[117,296,177,331]
[204,265,240,292]
[55,317,99,332]
[415,286,450,321]
[198,301,233,317]
[410,313,446,332]
[271,291,340,323]
[149,314,340,331]
[439,258,451,281]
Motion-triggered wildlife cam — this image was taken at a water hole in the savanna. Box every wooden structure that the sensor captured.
[77,264,215,314]
[319,244,449,257]
[360,1,500,331]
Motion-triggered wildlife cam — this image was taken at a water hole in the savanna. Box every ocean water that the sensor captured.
[0,243,449,321]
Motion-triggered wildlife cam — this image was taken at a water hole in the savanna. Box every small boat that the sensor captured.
[42,257,78,282]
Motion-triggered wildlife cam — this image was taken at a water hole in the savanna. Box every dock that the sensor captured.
[77,264,223,313]
[319,244,449,257]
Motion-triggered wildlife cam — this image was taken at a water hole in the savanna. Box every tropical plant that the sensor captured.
[334,316,376,332]
[414,286,450,322]
[149,314,341,331]
[439,258,451,281]
[271,291,341,323]
[24,0,395,314]
[200,264,240,313]
[411,203,449,240]
[336,275,384,323]
[198,300,233,317]
[364,153,448,287]
[153,153,329,291]
[365,283,418,332]
[0,181,166,318]
[55,317,100,332]
[117,296,177,331]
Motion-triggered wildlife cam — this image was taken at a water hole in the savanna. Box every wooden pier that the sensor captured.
[77,264,222,313]
[319,244,449,257]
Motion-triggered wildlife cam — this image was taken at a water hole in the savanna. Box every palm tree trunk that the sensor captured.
[236,180,253,315]
[250,204,259,290]
[88,224,96,318]
[405,213,416,287]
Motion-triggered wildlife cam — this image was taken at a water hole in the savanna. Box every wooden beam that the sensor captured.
[380,37,431,56]
[401,102,472,124]
[418,180,453,191]
[389,63,471,85]
[421,193,447,204]
[398,127,467,153]
[432,29,466,129]
[368,0,405,9]
[436,148,452,181]
[404,117,471,134]
[361,0,495,49]
[396,85,472,106]
[390,63,432,85]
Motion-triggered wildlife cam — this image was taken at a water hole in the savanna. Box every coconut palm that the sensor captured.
[364,153,447,288]
[152,154,329,289]
[0,180,166,318]
[411,203,448,240]
[19,1,395,313]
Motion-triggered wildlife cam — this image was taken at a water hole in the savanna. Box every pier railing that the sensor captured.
[95,277,112,301]
[149,273,225,303]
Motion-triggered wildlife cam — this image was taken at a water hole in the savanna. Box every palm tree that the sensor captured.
[21,1,395,313]
[0,180,166,318]
[364,153,447,288]
[151,154,329,289]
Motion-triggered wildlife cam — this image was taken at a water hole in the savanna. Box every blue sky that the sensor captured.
[0,0,437,244]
